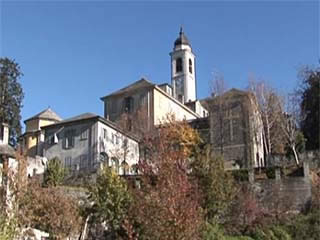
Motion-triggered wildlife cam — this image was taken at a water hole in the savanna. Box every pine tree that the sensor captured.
[0,58,24,146]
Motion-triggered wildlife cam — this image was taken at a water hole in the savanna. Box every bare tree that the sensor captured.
[280,94,303,165]
[210,70,227,98]
[248,76,284,157]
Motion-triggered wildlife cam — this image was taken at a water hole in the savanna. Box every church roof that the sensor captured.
[24,108,62,123]
[100,78,154,99]
[174,27,191,47]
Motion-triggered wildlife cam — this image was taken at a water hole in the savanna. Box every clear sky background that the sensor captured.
[1,0,319,128]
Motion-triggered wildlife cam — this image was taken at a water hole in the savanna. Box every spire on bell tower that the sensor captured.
[170,28,196,103]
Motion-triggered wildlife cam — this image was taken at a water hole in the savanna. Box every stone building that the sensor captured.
[209,88,264,169]
[42,113,139,175]
[101,78,202,132]
[20,108,62,157]
[101,28,208,133]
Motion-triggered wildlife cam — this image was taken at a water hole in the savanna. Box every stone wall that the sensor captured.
[253,177,311,212]
[252,161,312,212]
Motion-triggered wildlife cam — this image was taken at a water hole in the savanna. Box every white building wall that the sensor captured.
[170,45,196,103]
[153,88,198,125]
[97,121,139,175]
[43,119,139,176]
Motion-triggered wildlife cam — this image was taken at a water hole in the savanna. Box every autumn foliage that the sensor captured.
[129,115,203,240]
[18,181,82,239]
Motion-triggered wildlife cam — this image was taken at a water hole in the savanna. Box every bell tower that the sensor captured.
[170,27,196,103]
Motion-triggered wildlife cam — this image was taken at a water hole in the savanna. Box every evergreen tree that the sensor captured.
[88,165,132,238]
[0,58,24,146]
[298,66,320,150]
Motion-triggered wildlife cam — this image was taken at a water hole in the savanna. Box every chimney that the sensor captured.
[0,123,9,145]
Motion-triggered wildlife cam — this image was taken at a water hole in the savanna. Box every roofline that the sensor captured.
[24,117,61,124]
[100,80,200,118]
[153,85,201,118]
[207,88,253,102]
[97,116,140,142]
[41,115,140,142]
[100,78,154,100]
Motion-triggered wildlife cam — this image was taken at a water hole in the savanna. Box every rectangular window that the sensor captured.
[64,156,72,169]
[63,129,75,149]
[103,128,107,140]
[110,101,117,114]
[123,96,134,113]
[80,154,88,170]
[49,133,59,145]
[122,138,128,148]
[81,128,88,140]
[49,135,55,145]
[139,94,145,106]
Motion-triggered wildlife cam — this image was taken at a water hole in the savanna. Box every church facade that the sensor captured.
[101,28,208,132]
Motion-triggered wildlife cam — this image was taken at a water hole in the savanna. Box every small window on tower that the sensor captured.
[189,59,193,73]
[176,58,183,73]
[123,97,134,113]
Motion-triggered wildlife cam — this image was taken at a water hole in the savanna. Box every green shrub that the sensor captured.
[202,222,254,240]
[43,157,68,187]
[250,226,291,240]
[270,226,292,240]
[286,209,320,240]
[202,222,226,240]
[230,169,249,181]
[225,236,254,240]
[265,167,284,179]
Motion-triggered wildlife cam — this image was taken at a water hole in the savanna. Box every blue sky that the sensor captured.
[1,0,319,127]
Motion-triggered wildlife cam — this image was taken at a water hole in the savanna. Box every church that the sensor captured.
[100,28,264,169]
[100,27,208,131]
[20,28,264,171]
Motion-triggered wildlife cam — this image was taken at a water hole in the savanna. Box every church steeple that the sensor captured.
[174,27,191,49]
[170,28,196,103]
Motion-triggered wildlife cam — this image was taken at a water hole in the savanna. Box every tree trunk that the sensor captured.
[292,145,299,166]
[262,130,269,156]
[265,115,272,154]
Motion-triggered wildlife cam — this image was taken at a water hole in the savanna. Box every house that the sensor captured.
[208,88,264,169]
[20,108,62,157]
[100,28,208,134]
[42,113,140,175]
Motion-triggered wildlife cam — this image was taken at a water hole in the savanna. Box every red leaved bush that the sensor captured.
[19,181,82,239]
[129,116,203,240]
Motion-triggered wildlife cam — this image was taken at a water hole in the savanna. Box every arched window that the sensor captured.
[100,152,109,166]
[189,59,193,73]
[176,58,183,73]
[121,161,129,175]
[131,164,139,175]
[111,157,119,173]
